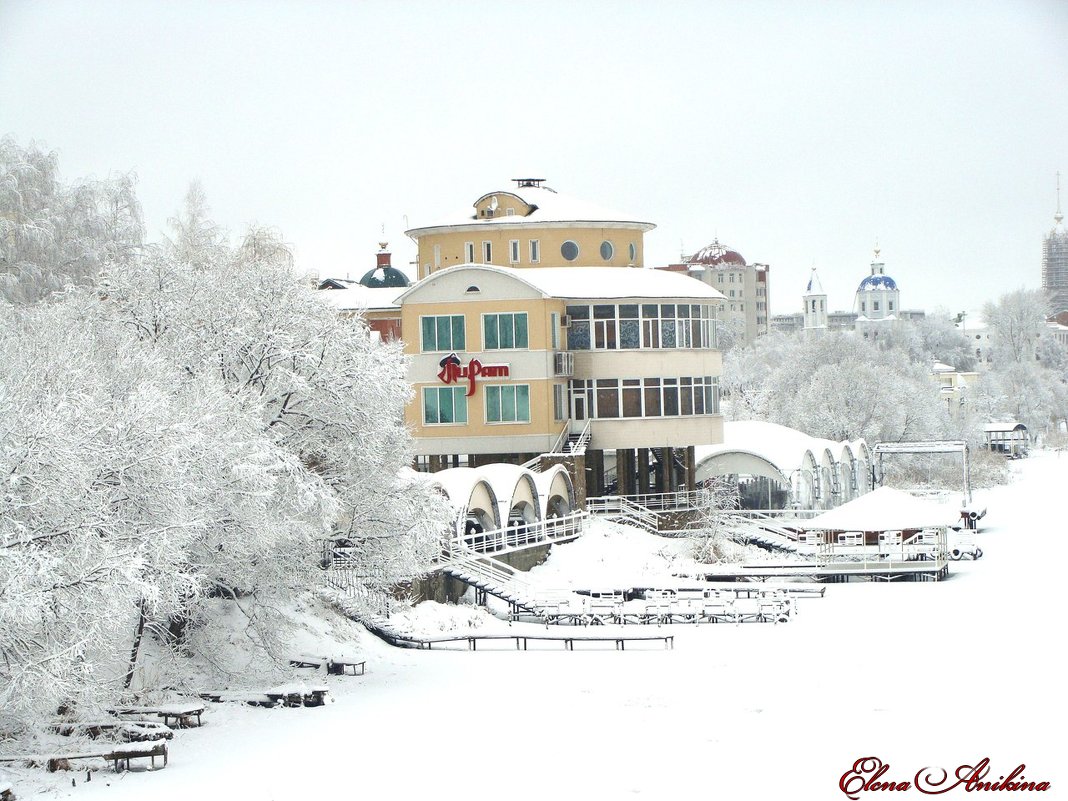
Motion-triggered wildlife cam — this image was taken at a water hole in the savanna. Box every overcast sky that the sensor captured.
[2,0,1066,317]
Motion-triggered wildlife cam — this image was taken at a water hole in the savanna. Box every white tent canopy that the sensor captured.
[800,486,958,531]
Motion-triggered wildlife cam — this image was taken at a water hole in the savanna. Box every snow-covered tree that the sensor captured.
[101,206,448,596]
[0,293,331,733]
[0,136,143,304]
[724,331,950,443]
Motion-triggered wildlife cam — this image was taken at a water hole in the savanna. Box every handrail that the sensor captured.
[567,420,592,454]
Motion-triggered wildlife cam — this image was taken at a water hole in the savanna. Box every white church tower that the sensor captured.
[803,267,828,330]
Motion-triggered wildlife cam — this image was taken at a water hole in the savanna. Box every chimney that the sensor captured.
[376,241,391,268]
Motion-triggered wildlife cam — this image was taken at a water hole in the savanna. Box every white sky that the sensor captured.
[2,0,1066,316]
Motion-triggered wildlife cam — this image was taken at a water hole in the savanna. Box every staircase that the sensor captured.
[720,513,806,554]
[586,496,660,533]
[441,547,573,614]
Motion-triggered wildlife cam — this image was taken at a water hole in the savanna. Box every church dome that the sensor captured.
[857,274,897,292]
[359,265,410,288]
[687,239,746,267]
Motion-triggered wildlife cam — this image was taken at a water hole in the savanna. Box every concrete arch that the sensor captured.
[428,467,502,532]
[839,447,857,503]
[534,465,576,518]
[695,450,789,486]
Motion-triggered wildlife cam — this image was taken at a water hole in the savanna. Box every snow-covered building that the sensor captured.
[399,181,728,500]
[693,421,871,510]
[317,243,409,341]
[655,239,771,347]
[1042,175,1068,315]
[772,246,925,335]
[932,361,979,417]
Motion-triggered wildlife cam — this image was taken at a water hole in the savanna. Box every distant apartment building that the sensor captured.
[655,239,770,347]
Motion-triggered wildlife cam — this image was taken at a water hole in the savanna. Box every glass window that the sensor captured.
[423,387,468,425]
[482,241,492,263]
[643,378,661,417]
[628,242,637,262]
[561,240,580,261]
[568,321,591,350]
[553,384,566,421]
[421,315,465,352]
[464,242,474,262]
[596,379,619,418]
[622,379,642,417]
[663,378,679,416]
[530,239,540,263]
[600,240,614,261]
[483,313,528,350]
[510,240,520,263]
[566,305,590,320]
[551,312,559,349]
[486,384,530,423]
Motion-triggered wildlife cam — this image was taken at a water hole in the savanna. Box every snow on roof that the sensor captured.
[406,184,655,233]
[398,263,725,303]
[983,421,1027,433]
[805,269,824,294]
[932,361,955,373]
[532,463,574,499]
[800,487,958,531]
[695,421,859,477]
[316,285,406,312]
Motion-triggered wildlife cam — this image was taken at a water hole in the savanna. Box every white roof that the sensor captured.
[406,184,655,233]
[983,421,1026,433]
[398,263,725,303]
[801,487,958,531]
[695,421,859,477]
[316,285,406,312]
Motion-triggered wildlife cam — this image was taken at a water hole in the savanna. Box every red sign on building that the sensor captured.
[437,354,510,396]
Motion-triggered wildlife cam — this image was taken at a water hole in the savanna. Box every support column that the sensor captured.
[587,449,605,498]
[637,448,650,494]
[617,449,632,496]
[685,445,696,492]
[429,455,443,473]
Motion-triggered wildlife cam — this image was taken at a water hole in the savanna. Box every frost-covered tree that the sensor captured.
[724,331,950,443]
[102,206,448,596]
[0,136,143,304]
[982,289,1050,365]
[0,294,330,733]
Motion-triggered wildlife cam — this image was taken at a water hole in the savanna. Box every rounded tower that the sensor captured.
[854,246,900,321]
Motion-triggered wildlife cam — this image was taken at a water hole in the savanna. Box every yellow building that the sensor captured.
[405,178,655,280]
[400,181,726,497]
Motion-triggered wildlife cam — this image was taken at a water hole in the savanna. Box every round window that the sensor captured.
[561,240,580,261]
[628,242,637,261]
[599,240,614,261]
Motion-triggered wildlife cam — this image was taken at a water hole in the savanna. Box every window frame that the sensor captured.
[485,383,531,424]
[422,385,469,426]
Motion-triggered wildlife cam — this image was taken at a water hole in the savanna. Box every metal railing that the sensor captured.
[586,496,659,533]
[452,510,588,557]
[567,419,592,454]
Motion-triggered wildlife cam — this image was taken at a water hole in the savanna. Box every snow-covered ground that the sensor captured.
[10,452,1066,800]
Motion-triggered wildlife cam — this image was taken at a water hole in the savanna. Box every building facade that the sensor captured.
[656,239,771,347]
[405,178,655,280]
[400,181,727,497]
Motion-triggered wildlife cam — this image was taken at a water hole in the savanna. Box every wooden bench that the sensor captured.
[200,684,329,708]
[289,655,366,676]
[52,719,174,742]
[0,740,168,773]
[109,703,204,728]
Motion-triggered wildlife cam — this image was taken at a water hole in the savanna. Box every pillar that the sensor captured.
[685,445,696,493]
[637,448,650,495]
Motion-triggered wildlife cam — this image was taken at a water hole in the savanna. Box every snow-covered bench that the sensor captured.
[52,719,173,742]
[0,739,168,773]
[200,683,329,708]
[109,703,204,728]
[289,654,366,676]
